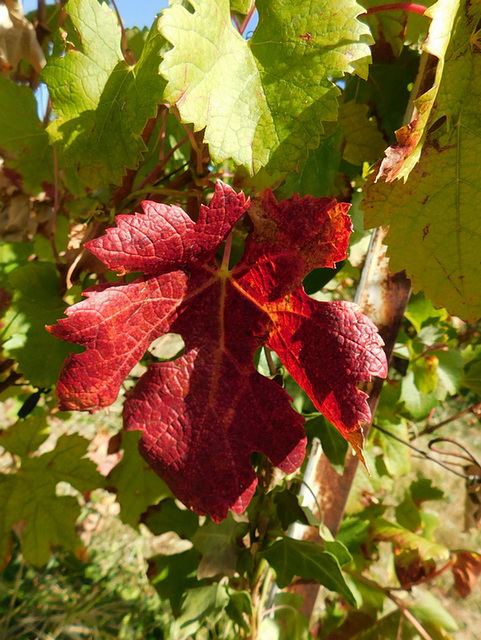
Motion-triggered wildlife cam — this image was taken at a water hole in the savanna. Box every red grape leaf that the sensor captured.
[48,182,387,521]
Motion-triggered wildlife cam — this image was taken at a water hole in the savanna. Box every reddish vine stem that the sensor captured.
[418,402,481,436]
[364,3,428,16]
[409,342,447,364]
[42,95,52,127]
[136,134,190,192]
[428,437,481,469]
[171,108,207,176]
[172,109,197,147]
[391,596,436,640]
[396,614,404,640]
[264,348,278,377]
[0,370,22,395]
[372,423,480,482]
[112,105,164,207]
[231,12,242,31]
[391,594,436,640]
[134,107,170,192]
[49,146,62,265]
[159,106,169,162]
[240,4,257,35]
[221,232,233,271]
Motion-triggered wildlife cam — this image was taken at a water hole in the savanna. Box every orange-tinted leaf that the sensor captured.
[452,551,481,598]
[48,182,387,520]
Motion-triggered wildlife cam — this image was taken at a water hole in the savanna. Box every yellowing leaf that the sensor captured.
[363,0,481,321]
[376,0,461,182]
[159,0,372,178]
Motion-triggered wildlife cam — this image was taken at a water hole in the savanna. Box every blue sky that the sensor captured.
[23,0,169,28]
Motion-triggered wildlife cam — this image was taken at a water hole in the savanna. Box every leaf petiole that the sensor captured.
[220,231,233,271]
[364,3,428,16]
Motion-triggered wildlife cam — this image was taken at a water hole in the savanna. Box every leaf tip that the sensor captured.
[346,427,368,470]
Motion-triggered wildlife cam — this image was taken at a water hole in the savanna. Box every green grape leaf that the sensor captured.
[40,433,102,492]
[344,48,420,142]
[273,488,311,530]
[337,516,370,553]
[0,432,102,567]
[276,128,343,199]
[226,591,252,634]
[3,262,80,387]
[42,0,165,190]
[143,498,199,538]
[409,590,458,632]
[363,1,481,321]
[412,356,439,395]
[307,415,349,475]
[0,473,80,567]
[405,293,448,333]
[322,539,353,567]
[171,583,230,639]
[410,478,444,504]
[265,593,310,640]
[400,370,438,419]
[399,349,461,420]
[262,536,356,604]
[339,101,386,165]
[159,0,372,178]
[372,422,411,478]
[125,26,150,61]
[192,515,248,579]
[150,548,202,617]
[338,101,386,166]
[462,358,481,394]
[230,0,254,14]
[395,494,423,531]
[436,350,464,395]
[0,413,49,458]
[107,431,171,527]
[0,242,32,285]
[0,78,53,194]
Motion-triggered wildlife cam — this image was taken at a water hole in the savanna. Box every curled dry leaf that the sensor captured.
[48,182,387,521]
[452,551,481,598]
[0,0,46,75]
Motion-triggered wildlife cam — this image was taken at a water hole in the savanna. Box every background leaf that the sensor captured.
[3,262,81,387]
[43,0,165,190]
[0,432,101,567]
[0,77,53,193]
[107,431,171,527]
